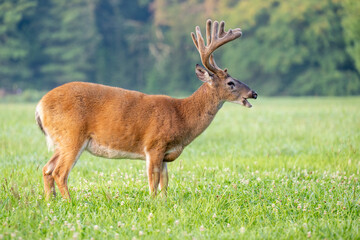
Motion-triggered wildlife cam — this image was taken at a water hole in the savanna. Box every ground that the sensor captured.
[0,97,359,239]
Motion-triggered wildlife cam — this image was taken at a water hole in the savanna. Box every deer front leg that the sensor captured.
[159,162,168,197]
[146,150,164,197]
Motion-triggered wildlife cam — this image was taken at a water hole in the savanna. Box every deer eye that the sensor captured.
[227,81,235,89]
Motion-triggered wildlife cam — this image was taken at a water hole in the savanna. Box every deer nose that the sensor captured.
[251,91,257,99]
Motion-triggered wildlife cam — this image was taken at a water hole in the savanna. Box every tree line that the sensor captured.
[0,0,359,96]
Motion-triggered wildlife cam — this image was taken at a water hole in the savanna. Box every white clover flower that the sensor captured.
[72,233,79,240]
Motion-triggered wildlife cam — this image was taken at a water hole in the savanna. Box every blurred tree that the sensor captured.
[146,0,211,94]
[0,0,36,90]
[219,0,360,96]
[28,0,99,89]
[341,0,360,73]
[95,0,152,90]
[0,0,359,96]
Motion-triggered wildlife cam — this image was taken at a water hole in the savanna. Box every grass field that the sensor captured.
[1,97,359,239]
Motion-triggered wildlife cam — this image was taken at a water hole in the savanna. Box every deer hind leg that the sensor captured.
[146,150,164,197]
[159,162,168,197]
[52,140,88,199]
[43,150,60,199]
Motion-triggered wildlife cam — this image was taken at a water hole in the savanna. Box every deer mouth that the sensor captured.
[230,97,253,108]
[242,97,252,108]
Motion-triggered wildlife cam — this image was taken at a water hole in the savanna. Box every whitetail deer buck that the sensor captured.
[36,19,257,199]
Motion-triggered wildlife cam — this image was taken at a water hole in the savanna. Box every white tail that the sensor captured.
[36,19,257,199]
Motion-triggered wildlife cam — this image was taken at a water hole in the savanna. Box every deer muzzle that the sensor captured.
[241,90,257,108]
[251,90,258,99]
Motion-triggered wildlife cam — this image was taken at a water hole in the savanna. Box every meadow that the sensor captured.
[0,97,359,239]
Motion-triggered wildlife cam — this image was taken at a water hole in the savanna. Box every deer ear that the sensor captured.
[195,64,213,83]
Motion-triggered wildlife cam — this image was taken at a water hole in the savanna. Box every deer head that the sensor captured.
[191,19,257,107]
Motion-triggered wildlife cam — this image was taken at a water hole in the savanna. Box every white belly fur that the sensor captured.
[86,139,145,160]
[165,146,182,154]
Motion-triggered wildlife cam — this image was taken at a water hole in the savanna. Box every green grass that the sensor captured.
[1,97,360,239]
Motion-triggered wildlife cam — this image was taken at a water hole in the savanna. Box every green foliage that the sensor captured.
[0,0,36,90]
[219,0,360,96]
[145,0,206,94]
[1,98,360,238]
[29,0,100,88]
[341,0,360,73]
[0,0,359,96]
[95,0,152,90]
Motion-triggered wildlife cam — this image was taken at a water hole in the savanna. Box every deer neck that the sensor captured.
[179,83,224,145]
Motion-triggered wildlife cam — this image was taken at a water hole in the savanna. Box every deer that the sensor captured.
[35,19,257,200]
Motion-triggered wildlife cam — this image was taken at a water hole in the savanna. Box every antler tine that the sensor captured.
[208,20,223,71]
[211,21,219,41]
[206,19,212,45]
[219,21,226,38]
[191,32,198,50]
[195,26,205,52]
[205,20,221,73]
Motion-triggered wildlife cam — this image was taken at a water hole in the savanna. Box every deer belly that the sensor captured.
[164,146,183,162]
[86,139,145,160]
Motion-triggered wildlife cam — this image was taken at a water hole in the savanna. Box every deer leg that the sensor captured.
[42,150,60,199]
[146,151,164,197]
[52,141,87,199]
[159,162,168,197]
